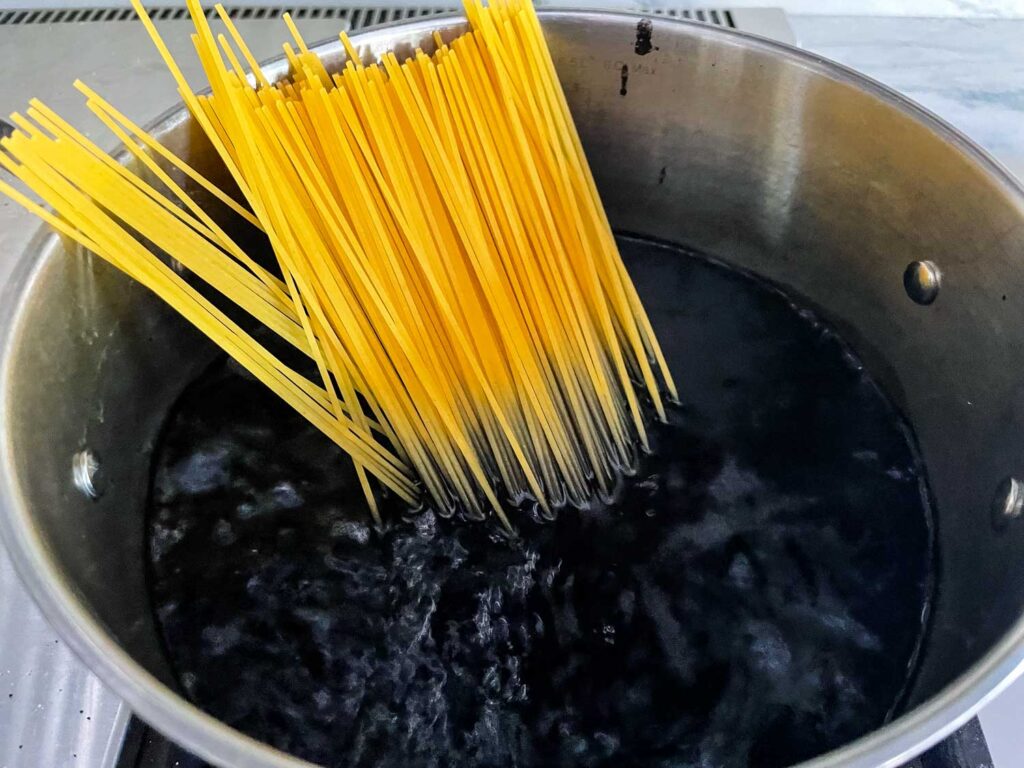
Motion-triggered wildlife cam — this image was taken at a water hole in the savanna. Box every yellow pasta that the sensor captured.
[0,0,676,527]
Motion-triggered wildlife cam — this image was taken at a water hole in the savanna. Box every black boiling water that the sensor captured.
[146,235,935,768]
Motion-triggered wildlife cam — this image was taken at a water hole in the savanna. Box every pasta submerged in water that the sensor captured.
[0,0,676,526]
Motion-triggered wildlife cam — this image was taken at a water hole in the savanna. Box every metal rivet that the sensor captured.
[72,449,104,500]
[992,477,1024,529]
[904,261,941,305]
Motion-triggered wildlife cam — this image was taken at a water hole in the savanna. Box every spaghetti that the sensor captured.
[0,0,677,526]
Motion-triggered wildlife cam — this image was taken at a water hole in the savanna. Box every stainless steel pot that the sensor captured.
[2,11,1024,768]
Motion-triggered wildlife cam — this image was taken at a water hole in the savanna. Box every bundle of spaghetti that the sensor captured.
[0,0,677,526]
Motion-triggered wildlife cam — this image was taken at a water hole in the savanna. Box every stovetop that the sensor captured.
[113,716,993,768]
[0,5,1021,768]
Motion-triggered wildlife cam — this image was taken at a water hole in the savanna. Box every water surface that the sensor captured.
[147,235,935,767]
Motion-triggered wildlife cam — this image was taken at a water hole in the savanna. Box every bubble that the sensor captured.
[212,519,236,546]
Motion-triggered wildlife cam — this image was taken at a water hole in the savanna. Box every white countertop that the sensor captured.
[795,15,1024,180]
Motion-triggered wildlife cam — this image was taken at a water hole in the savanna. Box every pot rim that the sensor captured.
[1,9,1023,768]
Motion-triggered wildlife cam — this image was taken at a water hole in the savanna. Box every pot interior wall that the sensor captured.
[4,10,1024,755]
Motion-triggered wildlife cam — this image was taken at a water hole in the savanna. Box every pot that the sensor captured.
[2,10,1024,768]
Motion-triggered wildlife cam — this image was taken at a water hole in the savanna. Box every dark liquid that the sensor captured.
[147,236,935,768]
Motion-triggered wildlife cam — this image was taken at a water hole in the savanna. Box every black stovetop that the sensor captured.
[116,715,995,768]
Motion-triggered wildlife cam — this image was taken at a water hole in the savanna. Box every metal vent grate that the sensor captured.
[0,6,452,25]
[647,7,734,27]
[0,5,737,29]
